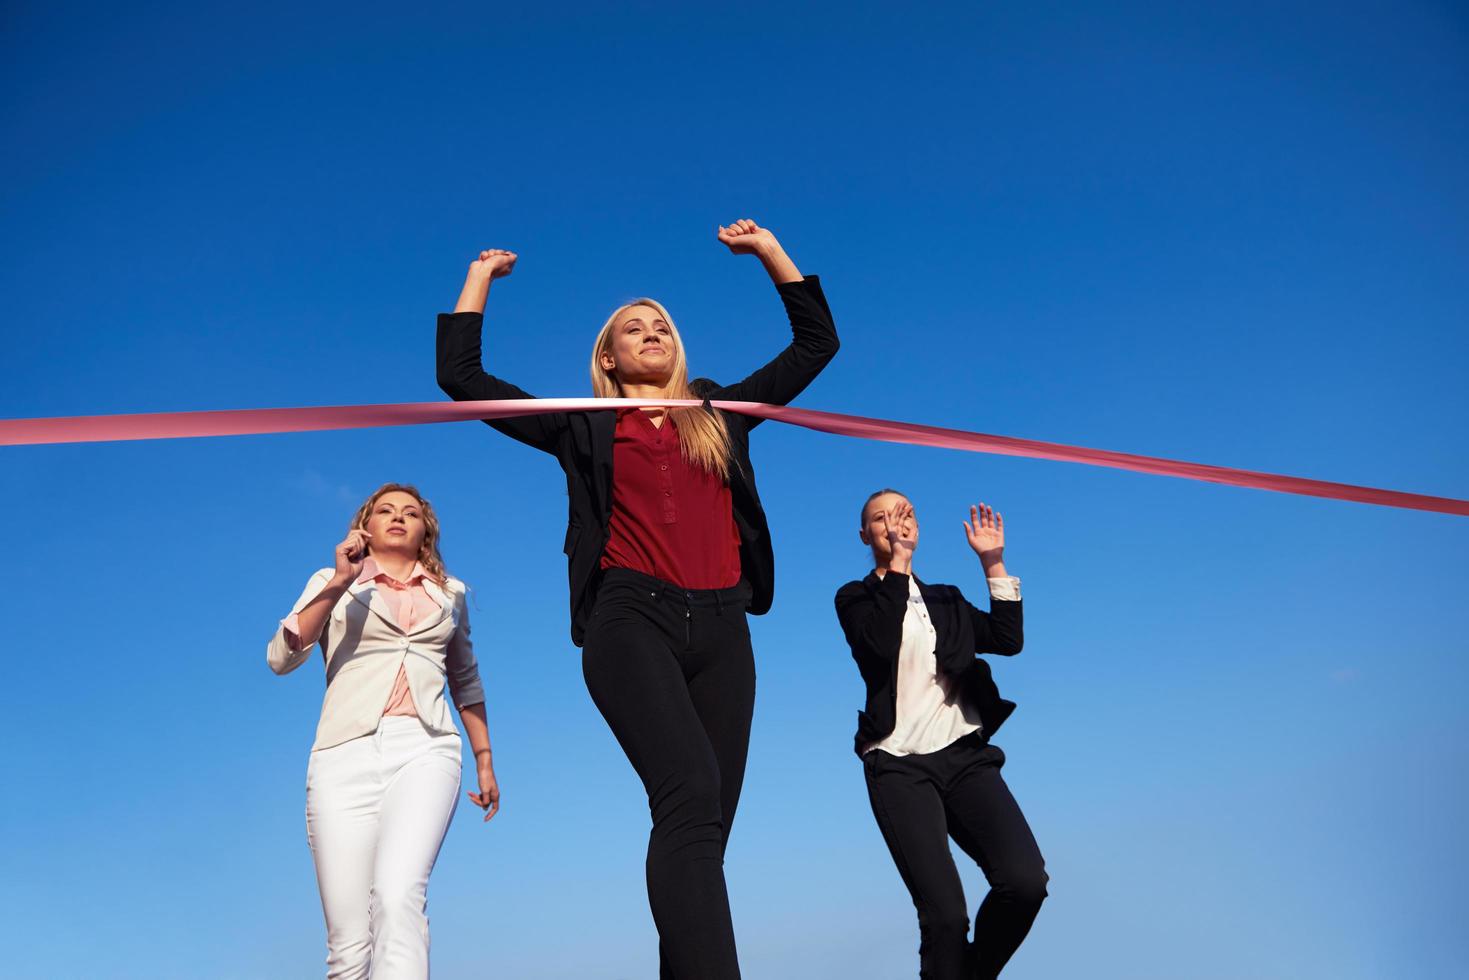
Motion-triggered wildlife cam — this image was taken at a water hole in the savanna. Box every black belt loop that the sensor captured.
[714,589,724,615]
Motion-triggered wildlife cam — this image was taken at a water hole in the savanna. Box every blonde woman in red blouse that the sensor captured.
[267,483,497,979]
[437,220,839,979]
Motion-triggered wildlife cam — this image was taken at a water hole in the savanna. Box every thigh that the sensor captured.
[864,751,968,915]
[583,599,721,801]
[376,731,462,896]
[942,743,1046,887]
[685,610,756,832]
[306,739,380,935]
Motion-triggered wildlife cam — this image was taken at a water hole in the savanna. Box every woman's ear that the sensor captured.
[858,528,871,546]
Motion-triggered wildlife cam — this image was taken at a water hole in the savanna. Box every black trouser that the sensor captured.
[582,568,756,980]
[863,733,1048,980]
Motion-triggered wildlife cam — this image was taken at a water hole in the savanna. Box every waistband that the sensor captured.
[600,566,751,608]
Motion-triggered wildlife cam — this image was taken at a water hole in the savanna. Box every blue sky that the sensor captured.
[3,2,1467,977]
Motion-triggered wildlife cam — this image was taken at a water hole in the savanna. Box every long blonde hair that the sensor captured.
[348,483,449,587]
[589,298,733,480]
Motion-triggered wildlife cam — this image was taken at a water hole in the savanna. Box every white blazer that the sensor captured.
[267,568,485,751]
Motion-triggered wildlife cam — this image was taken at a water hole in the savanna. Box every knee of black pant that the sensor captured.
[996,867,1048,910]
[648,772,724,839]
[917,903,971,944]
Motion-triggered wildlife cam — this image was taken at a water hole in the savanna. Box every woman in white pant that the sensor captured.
[268,482,498,979]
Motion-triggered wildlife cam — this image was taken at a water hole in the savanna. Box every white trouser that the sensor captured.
[305,716,462,979]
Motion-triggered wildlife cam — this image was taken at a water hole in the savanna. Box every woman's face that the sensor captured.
[363,490,427,558]
[600,304,676,386]
[860,492,918,561]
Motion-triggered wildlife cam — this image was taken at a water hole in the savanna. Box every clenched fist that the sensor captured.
[468,248,517,280]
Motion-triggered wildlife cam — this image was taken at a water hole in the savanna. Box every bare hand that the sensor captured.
[468,248,517,280]
[886,500,917,566]
[332,529,371,583]
[716,218,777,256]
[962,503,1005,569]
[467,758,500,823]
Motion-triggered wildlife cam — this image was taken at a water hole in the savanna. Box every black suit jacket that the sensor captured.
[437,276,839,646]
[834,569,1024,755]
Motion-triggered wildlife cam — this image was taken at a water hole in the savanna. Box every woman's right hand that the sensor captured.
[468,248,517,281]
[332,529,372,585]
[886,500,917,570]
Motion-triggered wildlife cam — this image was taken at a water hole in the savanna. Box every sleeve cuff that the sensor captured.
[281,613,316,652]
[987,576,1021,601]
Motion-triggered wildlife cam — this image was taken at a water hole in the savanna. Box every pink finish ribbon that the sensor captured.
[2,397,1464,516]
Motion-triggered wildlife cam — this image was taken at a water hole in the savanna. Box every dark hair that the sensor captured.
[860,487,908,527]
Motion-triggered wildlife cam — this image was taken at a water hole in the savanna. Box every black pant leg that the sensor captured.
[942,740,1048,980]
[582,590,741,980]
[684,599,757,849]
[864,750,975,980]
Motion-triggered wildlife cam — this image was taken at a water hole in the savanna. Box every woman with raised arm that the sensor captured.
[436,220,838,979]
[835,492,1047,980]
[267,483,498,980]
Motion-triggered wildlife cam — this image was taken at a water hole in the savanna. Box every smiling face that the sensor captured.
[598,304,678,387]
[362,489,427,559]
[859,490,919,564]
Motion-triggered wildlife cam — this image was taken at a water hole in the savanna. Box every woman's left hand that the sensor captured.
[717,218,778,256]
[963,503,1006,573]
[467,758,500,823]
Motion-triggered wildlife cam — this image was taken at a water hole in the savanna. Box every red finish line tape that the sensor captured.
[3,397,1465,516]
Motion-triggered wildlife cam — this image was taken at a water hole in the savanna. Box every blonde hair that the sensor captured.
[589,298,733,480]
[348,483,449,587]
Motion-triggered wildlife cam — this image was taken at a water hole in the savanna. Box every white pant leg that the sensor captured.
[306,734,383,980]
[370,718,462,980]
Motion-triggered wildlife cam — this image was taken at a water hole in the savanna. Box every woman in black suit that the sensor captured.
[835,490,1047,979]
[436,220,838,980]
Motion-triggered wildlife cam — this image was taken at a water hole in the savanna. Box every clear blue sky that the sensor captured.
[4,2,1467,977]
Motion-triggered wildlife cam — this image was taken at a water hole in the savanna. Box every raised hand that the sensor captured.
[455,248,517,314]
[716,218,778,256]
[468,248,517,280]
[885,500,918,571]
[962,503,1006,575]
[332,528,372,584]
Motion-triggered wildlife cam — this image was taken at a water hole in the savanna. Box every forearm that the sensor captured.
[289,577,351,649]
[459,702,493,761]
[756,240,801,284]
[453,269,493,314]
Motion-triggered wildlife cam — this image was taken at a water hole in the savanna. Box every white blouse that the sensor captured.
[863,573,1021,758]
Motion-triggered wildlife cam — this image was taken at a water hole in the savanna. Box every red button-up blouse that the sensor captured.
[599,409,742,589]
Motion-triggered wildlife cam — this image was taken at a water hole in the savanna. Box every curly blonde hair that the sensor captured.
[348,483,449,587]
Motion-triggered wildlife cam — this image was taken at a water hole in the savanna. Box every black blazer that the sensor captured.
[834,570,1024,755]
[437,276,839,646]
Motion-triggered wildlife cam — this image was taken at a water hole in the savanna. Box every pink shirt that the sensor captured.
[284,558,441,717]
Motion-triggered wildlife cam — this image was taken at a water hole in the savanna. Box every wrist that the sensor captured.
[982,560,1008,578]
